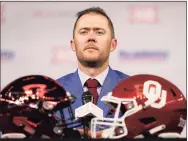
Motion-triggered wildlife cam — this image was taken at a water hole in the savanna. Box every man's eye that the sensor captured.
[80,31,88,35]
[96,31,104,35]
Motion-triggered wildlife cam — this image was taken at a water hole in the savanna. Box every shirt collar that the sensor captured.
[78,66,109,87]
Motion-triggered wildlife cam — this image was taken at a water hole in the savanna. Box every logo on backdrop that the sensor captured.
[1,50,15,62]
[51,46,76,65]
[129,5,158,24]
[1,4,6,24]
[119,50,168,62]
[33,9,76,18]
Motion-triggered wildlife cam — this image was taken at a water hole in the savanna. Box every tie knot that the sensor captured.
[85,78,100,88]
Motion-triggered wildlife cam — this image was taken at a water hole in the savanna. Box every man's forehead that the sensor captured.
[76,13,109,29]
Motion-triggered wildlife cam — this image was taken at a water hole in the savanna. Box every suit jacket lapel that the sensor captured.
[66,69,83,99]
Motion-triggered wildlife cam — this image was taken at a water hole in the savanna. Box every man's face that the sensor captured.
[71,13,117,67]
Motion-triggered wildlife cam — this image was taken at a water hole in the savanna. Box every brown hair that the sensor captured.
[73,7,115,38]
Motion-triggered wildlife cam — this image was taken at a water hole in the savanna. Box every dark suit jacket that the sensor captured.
[56,67,129,128]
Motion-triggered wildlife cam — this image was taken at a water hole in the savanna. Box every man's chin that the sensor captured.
[78,56,105,67]
[83,60,101,67]
[84,56,99,62]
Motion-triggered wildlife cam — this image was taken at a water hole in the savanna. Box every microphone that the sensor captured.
[75,91,103,137]
[81,91,94,126]
[82,91,93,105]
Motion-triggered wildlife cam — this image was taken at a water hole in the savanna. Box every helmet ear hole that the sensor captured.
[139,117,156,125]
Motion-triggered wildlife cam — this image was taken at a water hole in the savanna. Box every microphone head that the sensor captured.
[82,91,93,105]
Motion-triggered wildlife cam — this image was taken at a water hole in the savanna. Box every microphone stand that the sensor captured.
[83,118,88,139]
[82,91,93,139]
[83,115,94,138]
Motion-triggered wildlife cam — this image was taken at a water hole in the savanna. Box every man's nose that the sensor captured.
[87,31,96,42]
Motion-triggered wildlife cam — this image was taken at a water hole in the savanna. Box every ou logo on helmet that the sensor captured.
[143,80,167,109]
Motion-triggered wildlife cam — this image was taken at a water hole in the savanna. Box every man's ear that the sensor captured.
[70,39,76,51]
[110,38,117,52]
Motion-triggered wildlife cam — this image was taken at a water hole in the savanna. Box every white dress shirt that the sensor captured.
[78,66,109,95]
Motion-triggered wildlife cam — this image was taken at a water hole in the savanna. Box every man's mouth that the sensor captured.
[86,47,97,50]
[85,45,98,50]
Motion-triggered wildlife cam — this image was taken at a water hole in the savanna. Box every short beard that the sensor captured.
[77,53,109,68]
[80,60,101,68]
[85,61,100,68]
[78,58,107,68]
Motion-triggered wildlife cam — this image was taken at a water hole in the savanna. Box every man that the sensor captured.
[56,7,129,137]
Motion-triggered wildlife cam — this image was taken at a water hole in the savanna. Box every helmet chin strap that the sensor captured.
[158,133,182,138]
[134,134,145,138]
[134,124,165,139]
[134,124,181,139]
[0,133,26,139]
[149,124,166,135]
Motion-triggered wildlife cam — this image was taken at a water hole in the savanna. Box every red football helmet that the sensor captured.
[0,75,75,138]
[91,74,186,139]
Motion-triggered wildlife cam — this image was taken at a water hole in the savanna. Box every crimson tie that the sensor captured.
[84,78,100,104]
